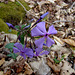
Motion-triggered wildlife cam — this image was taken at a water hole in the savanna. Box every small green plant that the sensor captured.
[5,43,18,60]
[7,53,18,60]
[53,55,65,64]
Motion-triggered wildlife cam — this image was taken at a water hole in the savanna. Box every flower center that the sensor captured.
[21,50,24,53]
[45,33,48,38]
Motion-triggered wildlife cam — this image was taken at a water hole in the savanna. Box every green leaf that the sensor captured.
[10,49,13,52]
[16,2,21,6]
[14,25,20,30]
[53,58,60,64]
[20,33,25,44]
[27,31,31,37]
[53,55,64,64]
[17,32,20,37]
[7,53,18,60]
[7,54,12,57]
[5,43,14,49]
[35,36,40,38]
[17,32,25,44]
[60,55,65,62]
[21,24,26,29]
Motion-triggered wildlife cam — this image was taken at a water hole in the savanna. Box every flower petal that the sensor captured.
[39,51,49,56]
[35,48,43,55]
[25,48,33,58]
[6,22,14,28]
[48,25,57,35]
[33,53,37,56]
[35,37,45,48]
[31,27,45,36]
[40,12,49,19]
[23,45,26,51]
[37,22,46,33]
[46,36,55,47]
[20,53,26,59]
[13,47,20,53]
[14,43,23,50]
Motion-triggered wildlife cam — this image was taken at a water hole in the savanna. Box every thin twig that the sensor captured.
[16,0,28,12]
[45,20,75,25]
[16,0,39,19]
[52,20,75,24]
[70,2,75,9]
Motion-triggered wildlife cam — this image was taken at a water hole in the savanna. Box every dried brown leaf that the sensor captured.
[54,36,65,46]
[18,73,25,75]
[2,59,14,68]
[48,0,57,3]
[0,53,6,59]
[37,1,50,10]
[51,45,70,53]
[62,39,75,46]
[29,58,50,75]
[60,60,75,75]
[10,60,24,73]
[47,57,60,73]
[16,66,23,73]
[4,69,11,75]
[0,71,3,75]
[0,58,5,66]
[24,62,33,75]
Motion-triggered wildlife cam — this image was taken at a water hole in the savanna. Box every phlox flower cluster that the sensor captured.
[6,12,57,59]
[13,21,57,59]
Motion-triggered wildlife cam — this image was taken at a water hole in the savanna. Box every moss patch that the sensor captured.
[0,18,18,34]
[0,19,9,33]
[0,1,30,25]
[8,29,18,34]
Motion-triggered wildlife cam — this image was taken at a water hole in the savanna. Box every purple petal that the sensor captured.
[23,25,31,29]
[43,43,46,46]
[24,48,33,58]
[14,43,23,50]
[23,45,26,51]
[31,27,45,36]
[29,19,34,22]
[33,53,37,56]
[35,48,43,55]
[48,25,57,35]
[13,47,20,53]
[35,37,45,48]
[20,53,26,59]
[46,36,55,47]
[39,51,49,56]
[40,12,49,19]
[6,22,14,28]
[36,22,46,33]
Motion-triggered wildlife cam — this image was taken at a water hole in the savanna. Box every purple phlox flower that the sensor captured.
[29,19,34,22]
[43,43,46,46]
[23,25,31,29]
[6,22,14,28]
[31,12,49,28]
[34,48,49,56]
[31,21,57,48]
[13,43,33,59]
[40,12,49,19]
